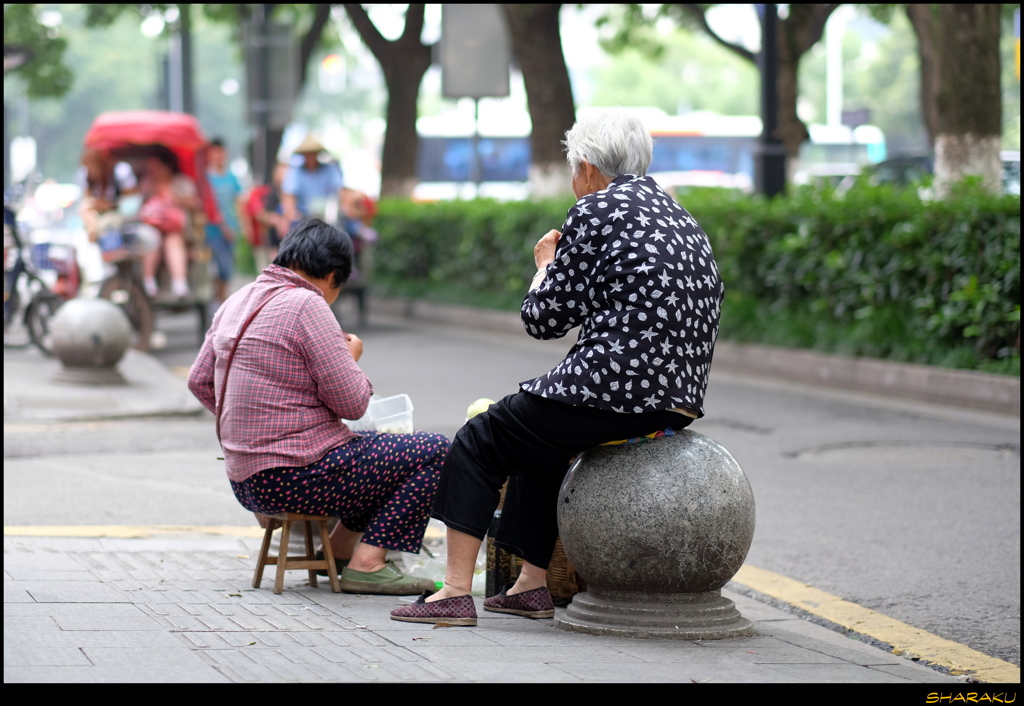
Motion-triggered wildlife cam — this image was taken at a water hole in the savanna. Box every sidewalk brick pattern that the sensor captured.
[3,536,964,683]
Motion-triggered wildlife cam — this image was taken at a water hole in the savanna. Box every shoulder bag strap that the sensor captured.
[215,285,296,443]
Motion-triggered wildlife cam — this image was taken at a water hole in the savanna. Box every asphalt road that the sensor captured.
[5,301,1019,669]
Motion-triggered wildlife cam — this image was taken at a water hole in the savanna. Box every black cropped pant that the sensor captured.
[431,391,694,569]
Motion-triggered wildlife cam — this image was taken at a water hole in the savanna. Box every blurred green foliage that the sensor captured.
[3,4,73,99]
[372,182,1020,375]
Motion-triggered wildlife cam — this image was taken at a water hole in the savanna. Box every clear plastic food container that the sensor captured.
[342,394,414,434]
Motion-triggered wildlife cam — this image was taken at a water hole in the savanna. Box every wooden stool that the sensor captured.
[252,513,342,594]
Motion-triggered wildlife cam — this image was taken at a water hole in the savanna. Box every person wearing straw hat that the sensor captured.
[280,134,354,229]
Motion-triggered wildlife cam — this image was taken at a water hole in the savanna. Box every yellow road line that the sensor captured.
[733,564,1020,684]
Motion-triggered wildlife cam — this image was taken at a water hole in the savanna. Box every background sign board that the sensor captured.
[244,23,298,130]
[441,4,511,99]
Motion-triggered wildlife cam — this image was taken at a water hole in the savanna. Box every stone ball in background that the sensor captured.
[558,429,755,594]
[50,298,132,375]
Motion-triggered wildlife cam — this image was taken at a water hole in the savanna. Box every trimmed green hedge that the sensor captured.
[372,197,575,310]
[371,182,1020,374]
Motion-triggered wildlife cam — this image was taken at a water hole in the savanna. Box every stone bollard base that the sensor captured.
[555,587,753,640]
[51,366,127,386]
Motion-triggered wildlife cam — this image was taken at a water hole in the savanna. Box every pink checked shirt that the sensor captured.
[188,265,373,482]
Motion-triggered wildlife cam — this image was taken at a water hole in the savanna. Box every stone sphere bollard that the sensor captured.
[50,298,132,385]
[555,429,755,640]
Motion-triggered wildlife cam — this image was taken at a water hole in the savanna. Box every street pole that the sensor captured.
[180,5,195,116]
[756,3,787,198]
[167,36,182,112]
[248,4,274,186]
[3,102,9,189]
[471,98,481,197]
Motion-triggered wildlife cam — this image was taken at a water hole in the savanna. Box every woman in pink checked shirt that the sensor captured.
[188,219,446,596]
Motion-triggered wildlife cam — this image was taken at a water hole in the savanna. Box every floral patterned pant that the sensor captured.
[231,431,448,554]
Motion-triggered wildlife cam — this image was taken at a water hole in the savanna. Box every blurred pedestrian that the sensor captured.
[78,148,139,240]
[205,138,245,306]
[246,160,291,269]
[281,135,361,227]
[139,146,198,301]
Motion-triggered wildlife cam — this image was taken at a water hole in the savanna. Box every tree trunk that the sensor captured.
[298,5,334,89]
[676,4,837,180]
[777,4,838,175]
[905,4,940,147]
[343,4,433,198]
[379,61,430,198]
[932,4,1003,197]
[774,36,806,180]
[502,4,577,197]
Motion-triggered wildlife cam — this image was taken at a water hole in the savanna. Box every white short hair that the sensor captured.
[563,108,653,179]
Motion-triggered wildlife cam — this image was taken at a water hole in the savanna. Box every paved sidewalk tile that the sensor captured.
[88,646,228,683]
[439,662,586,683]
[16,581,133,604]
[398,643,647,665]
[549,660,786,683]
[4,646,93,667]
[4,615,61,634]
[46,604,167,631]
[755,661,926,683]
[3,533,979,683]
[375,628,519,648]
[192,646,457,683]
[4,665,228,684]
[611,636,847,665]
[4,584,43,604]
[15,629,183,649]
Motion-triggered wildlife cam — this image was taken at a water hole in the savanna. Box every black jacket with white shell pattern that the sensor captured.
[520,174,724,416]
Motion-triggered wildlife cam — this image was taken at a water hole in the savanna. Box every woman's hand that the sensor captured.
[345,333,364,362]
[534,229,562,270]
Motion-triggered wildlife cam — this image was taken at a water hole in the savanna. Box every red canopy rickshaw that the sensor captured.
[83,110,220,349]
[83,110,221,225]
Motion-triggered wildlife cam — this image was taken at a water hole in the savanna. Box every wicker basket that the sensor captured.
[546,537,585,607]
[484,481,585,604]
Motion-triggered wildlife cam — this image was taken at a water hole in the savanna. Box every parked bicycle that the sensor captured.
[95,214,158,350]
[4,185,79,355]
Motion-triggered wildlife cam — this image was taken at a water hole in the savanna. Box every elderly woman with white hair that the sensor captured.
[391,108,725,626]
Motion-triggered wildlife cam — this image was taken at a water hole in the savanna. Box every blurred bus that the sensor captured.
[414,112,531,201]
[414,108,887,198]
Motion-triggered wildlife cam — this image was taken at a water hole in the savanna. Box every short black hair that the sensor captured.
[272,218,354,288]
[148,144,180,173]
[209,138,225,149]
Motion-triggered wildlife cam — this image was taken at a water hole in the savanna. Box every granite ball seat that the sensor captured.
[555,429,755,640]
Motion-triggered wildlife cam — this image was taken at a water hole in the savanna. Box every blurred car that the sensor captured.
[861,156,934,187]
[836,152,1019,196]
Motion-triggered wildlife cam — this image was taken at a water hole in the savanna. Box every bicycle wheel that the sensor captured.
[99,273,154,352]
[3,287,31,348]
[26,289,65,357]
